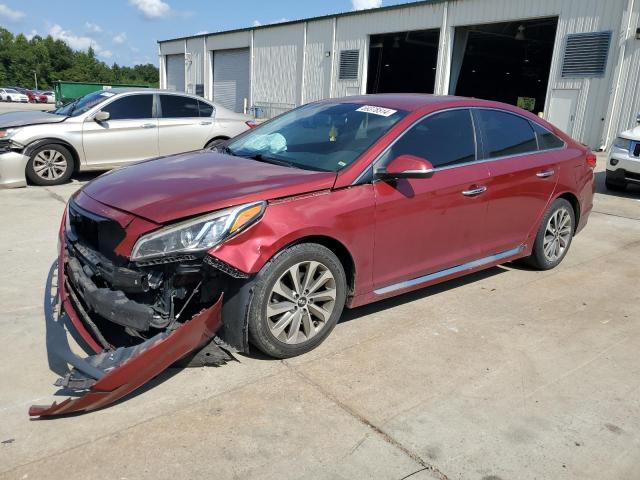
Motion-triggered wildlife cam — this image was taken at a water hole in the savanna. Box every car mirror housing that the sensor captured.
[375,154,435,180]
[94,111,110,123]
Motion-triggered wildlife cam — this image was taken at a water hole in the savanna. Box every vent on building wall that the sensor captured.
[561,31,612,78]
[339,50,360,80]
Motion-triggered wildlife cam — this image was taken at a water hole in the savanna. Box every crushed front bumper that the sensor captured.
[0,151,29,188]
[29,237,228,418]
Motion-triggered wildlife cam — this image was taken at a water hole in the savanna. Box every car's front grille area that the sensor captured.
[67,201,126,263]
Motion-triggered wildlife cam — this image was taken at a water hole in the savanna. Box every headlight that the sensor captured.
[0,128,21,140]
[612,137,631,150]
[131,201,266,261]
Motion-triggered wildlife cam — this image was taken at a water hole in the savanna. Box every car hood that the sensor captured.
[0,110,67,129]
[620,125,640,140]
[82,151,338,224]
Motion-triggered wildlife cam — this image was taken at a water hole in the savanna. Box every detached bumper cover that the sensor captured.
[0,151,29,188]
[29,238,225,418]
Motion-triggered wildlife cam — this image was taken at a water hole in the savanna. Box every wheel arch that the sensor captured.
[204,136,230,149]
[23,138,81,172]
[554,191,581,232]
[284,235,356,297]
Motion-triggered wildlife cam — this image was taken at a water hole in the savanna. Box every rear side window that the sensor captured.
[531,122,565,150]
[385,109,476,168]
[101,94,153,120]
[476,110,538,158]
[198,100,214,117]
[160,94,200,118]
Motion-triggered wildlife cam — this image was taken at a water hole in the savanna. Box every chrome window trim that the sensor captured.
[353,106,567,185]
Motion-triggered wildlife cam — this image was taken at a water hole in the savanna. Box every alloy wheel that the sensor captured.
[33,149,68,181]
[543,207,572,262]
[266,260,337,344]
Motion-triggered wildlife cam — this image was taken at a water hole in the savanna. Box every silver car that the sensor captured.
[0,89,253,187]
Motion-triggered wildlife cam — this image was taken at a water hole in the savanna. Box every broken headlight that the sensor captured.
[131,201,265,261]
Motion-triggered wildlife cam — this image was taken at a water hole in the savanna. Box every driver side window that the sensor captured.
[381,109,477,169]
[101,94,153,120]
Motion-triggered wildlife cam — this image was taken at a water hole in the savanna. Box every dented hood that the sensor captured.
[0,110,67,129]
[82,151,337,224]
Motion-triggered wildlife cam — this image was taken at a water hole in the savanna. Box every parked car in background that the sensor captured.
[607,113,640,191]
[0,88,29,103]
[29,94,596,417]
[0,89,253,187]
[32,91,48,103]
[24,90,38,103]
[41,91,55,103]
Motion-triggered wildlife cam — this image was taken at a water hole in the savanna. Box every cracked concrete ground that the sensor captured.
[0,155,638,480]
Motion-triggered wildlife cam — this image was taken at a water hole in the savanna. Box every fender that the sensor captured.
[210,185,376,296]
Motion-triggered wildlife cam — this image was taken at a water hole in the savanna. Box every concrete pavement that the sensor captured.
[0,156,638,480]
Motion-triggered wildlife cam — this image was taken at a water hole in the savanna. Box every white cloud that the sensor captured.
[352,0,382,10]
[253,18,288,27]
[129,0,172,19]
[0,4,25,22]
[25,29,39,40]
[85,22,102,33]
[113,32,127,45]
[48,24,112,60]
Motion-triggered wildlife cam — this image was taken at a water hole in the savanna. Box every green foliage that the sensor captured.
[0,28,158,89]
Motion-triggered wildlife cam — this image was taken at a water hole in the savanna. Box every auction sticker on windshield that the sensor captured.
[356,105,398,117]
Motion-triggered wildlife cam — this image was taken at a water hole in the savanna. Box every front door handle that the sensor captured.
[536,169,555,178]
[462,186,487,197]
[141,123,156,129]
[200,121,213,125]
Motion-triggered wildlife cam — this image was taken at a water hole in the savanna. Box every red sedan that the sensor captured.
[31,94,595,416]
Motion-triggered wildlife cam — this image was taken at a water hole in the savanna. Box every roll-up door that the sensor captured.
[166,54,185,92]
[213,48,250,113]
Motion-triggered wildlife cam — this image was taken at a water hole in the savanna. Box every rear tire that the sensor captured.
[26,144,74,186]
[523,198,575,270]
[248,243,347,359]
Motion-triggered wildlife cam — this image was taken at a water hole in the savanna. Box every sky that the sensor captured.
[0,0,414,66]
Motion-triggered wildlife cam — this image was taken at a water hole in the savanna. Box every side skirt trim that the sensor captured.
[374,245,525,296]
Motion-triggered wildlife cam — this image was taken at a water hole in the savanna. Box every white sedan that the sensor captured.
[607,113,640,191]
[0,89,254,187]
[0,88,29,103]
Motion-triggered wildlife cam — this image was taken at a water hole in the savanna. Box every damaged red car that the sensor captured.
[31,94,595,417]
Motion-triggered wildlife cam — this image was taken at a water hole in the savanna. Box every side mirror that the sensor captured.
[375,154,435,180]
[94,111,110,122]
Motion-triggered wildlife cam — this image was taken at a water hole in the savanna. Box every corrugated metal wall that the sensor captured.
[253,24,305,106]
[165,0,637,147]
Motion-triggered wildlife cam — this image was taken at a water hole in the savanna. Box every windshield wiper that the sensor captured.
[245,154,300,169]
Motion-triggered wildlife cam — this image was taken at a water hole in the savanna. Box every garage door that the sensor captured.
[213,48,250,113]
[166,54,185,92]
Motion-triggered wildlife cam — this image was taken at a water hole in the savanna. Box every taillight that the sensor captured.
[245,120,258,129]
[586,152,597,169]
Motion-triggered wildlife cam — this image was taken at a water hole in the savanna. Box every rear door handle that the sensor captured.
[536,169,555,178]
[141,123,156,129]
[462,186,487,197]
[200,121,212,125]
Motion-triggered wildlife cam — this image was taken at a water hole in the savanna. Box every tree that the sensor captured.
[0,27,158,89]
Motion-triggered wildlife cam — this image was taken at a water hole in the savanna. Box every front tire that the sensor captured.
[205,138,228,151]
[26,144,74,186]
[248,243,347,359]
[524,198,575,270]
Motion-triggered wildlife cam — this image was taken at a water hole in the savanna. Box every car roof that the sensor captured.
[318,93,524,113]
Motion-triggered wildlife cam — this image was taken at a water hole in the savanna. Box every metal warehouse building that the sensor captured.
[158,0,640,149]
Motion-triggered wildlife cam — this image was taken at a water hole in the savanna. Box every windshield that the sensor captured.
[226,102,407,172]
[53,90,114,117]
[5,89,18,94]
